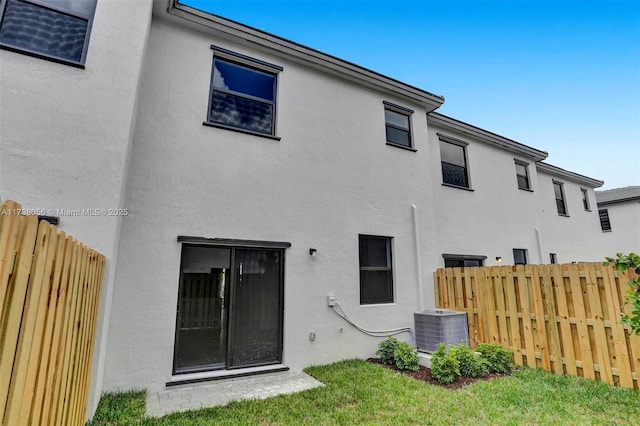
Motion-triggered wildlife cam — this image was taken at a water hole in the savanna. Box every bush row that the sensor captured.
[376,337,513,383]
[431,342,514,384]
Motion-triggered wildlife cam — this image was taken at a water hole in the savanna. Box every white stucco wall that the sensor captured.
[598,201,640,256]
[536,172,604,262]
[103,15,439,393]
[0,0,154,417]
[427,122,544,266]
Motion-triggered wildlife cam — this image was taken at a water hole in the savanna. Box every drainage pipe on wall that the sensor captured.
[411,204,425,312]
[535,227,544,264]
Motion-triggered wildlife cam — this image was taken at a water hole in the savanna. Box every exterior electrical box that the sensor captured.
[414,309,469,352]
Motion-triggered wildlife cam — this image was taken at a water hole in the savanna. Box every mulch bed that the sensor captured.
[367,358,507,390]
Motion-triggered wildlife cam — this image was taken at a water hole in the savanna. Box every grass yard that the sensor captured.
[88,359,640,425]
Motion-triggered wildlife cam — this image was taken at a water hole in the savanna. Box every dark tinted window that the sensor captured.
[513,249,528,265]
[599,209,611,231]
[440,140,469,187]
[582,188,590,211]
[209,57,278,135]
[515,162,530,190]
[554,182,567,215]
[0,0,95,64]
[444,258,483,268]
[359,235,393,304]
[384,109,411,147]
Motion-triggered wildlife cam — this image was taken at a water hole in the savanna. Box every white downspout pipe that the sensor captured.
[411,204,425,312]
[535,227,544,264]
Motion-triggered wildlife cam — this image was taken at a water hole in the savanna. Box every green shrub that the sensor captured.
[394,341,420,372]
[430,343,460,384]
[476,343,514,374]
[450,343,488,378]
[376,336,399,365]
[605,253,640,335]
[376,337,420,371]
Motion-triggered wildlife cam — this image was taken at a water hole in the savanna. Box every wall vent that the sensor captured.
[414,309,469,352]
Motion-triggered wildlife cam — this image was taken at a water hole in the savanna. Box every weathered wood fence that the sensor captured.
[435,263,640,389]
[0,199,106,425]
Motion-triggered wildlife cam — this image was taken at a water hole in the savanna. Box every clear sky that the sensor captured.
[183,0,639,189]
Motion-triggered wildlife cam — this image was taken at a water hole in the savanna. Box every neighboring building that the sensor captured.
[0,0,618,419]
[596,186,640,255]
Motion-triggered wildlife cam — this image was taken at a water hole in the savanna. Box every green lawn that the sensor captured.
[88,359,640,425]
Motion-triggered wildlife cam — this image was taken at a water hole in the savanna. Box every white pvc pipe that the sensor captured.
[411,204,424,312]
[535,227,544,263]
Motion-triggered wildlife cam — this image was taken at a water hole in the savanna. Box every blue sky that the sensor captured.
[183,0,639,189]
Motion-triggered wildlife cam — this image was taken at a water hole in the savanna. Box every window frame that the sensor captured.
[553,180,569,216]
[438,134,472,190]
[514,160,532,191]
[581,188,591,211]
[358,234,394,305]
[0,0,96,68]
[513,248,528,265]
[383,101,415,151]
[599,209,612,232]
[442,254,487,268]
[204,46,282,140]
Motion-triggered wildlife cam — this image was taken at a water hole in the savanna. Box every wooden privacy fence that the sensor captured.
[435,263,640,389]
[0,199,106,425]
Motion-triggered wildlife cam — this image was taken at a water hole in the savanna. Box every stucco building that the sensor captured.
[0,0,620,419]
[596,186,640,256]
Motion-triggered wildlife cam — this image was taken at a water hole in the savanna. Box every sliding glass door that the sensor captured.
[173,245,283,374]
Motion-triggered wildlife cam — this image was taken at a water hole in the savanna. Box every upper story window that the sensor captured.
[513,248,528,265]
[599,209,611,232]
[359,235,393,305]
[383,101,413,150]
[550,253,557,264]
[206,47,282,138]
[553,181,568,215]
[515,160,531,190]
[439,135,470,189]
[581,188,591,211]
[0,0,96,66]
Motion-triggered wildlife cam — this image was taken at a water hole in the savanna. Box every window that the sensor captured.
[439,137,470,188]
[599,209,611,231]
[207,50,281,137]
[442,254,486,268]
[0,0,96,66]
[581,188,590,211]
[550,253,557,264]
[359,235,393,305]
[383,101,413,149]
[515,160,531,190]
[553,181,568,215]
[513,249,528,265]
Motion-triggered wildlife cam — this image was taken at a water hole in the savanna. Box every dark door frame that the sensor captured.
[172,237,290,375]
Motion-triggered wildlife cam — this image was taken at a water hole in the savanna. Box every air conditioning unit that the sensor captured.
[414,309,469,352]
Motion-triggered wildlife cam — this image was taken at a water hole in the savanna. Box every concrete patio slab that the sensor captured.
[146,370,324,417]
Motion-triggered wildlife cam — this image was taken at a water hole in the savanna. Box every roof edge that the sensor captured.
[167,0,445,111]
[596,196,640,206]
[536,162,604,188]
[427,112,548,161]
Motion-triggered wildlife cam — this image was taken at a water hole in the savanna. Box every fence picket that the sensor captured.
[540,264,563,375]
[504,267,522,364]
[553,264,577,376]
